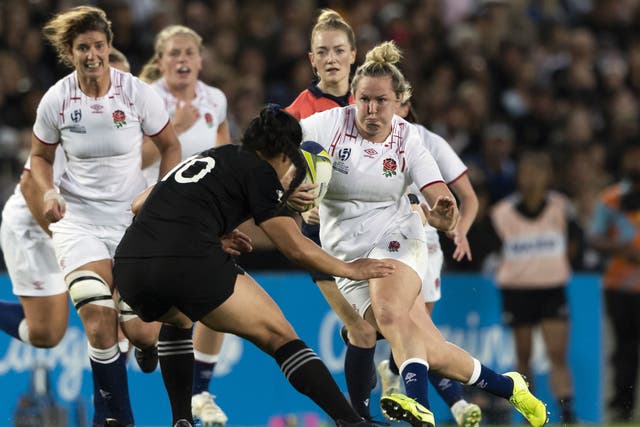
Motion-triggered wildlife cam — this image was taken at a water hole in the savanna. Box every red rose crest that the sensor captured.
[112,110,126,128]
[205,112,214,128]
[382,158,397,177]
[388,240,400,252]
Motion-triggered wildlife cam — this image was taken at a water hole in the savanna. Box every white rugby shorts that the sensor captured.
[0,222,66,296]
[422,244,443,303]
[49,219,128,275]
[336,233,428,317]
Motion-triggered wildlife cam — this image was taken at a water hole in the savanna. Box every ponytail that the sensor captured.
[242,105,306,204]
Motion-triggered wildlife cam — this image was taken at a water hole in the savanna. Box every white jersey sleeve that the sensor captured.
[300,107,343,151]
[407,124,467,245]
[417,124,466,183]
[136,78,171,136]
[405,125,446,192]
[33,85,63,145]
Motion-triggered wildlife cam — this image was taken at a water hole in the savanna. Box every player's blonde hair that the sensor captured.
[109,47,130,72]
[351,41,411,102]
[42,5,113,68]
[310,9,356,51]
[139,25,202,83]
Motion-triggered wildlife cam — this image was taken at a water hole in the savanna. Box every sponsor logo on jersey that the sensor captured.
[388,240,400,252]
[70,109,81,123]
[112,110,126,128]
[69,125,87,134]
[338,148,351,161]
[90,104,103,114]
[363,148,377,158]
[32,281,45,290]
[205,112,214,128]
[382,158,397,177]
[276,189,283,203]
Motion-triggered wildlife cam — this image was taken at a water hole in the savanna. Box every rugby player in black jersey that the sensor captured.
[113,105,394,427]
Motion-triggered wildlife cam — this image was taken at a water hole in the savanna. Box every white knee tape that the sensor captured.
[66,270,115,310]
[117,292,138,322]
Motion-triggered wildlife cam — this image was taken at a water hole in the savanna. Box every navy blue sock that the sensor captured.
[388,351,399,375]
[428,371,463,407]
[89,348,134,425]
[92,372,107,426]
[0,300,25,341]
[344,343,376,418]
[469,361,513,399]
[400,359,430,409]
[192,359,215,395]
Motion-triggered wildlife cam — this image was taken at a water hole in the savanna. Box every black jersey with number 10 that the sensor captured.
[115,144,286,258]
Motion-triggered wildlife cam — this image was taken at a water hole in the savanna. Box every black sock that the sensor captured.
[558,396,576,423]
[344,343,376,418]
[388,350,399,375]
[158,324,194,424]
[275,339,361,423]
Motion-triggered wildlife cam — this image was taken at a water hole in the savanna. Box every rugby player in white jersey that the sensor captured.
[299,41,548,427]
[27,6,181,427]
[138,24,232,427]
[0,47,135,427]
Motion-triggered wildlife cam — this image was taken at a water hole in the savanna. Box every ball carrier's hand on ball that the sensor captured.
[423,196,458,232]
[287,182,318,213]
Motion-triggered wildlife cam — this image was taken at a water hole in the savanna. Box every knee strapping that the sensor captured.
[88,343,120,364]
[116,292,138,322]
[66,270,115,311]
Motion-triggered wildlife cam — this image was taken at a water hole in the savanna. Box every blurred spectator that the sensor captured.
[465,122,517,203]
[589,141,640,422]
[0,0,639,274]
[490,151,578,423]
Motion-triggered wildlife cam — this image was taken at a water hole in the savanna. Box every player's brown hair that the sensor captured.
[43,6,113,68]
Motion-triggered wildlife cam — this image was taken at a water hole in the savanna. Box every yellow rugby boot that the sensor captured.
[504,372,549,427]
[380,393,435,427]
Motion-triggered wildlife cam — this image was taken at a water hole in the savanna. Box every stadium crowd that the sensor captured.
[1,0,636,269]
[1,0,640,423]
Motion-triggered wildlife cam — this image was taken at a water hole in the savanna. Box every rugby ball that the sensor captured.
[288,140,332,212]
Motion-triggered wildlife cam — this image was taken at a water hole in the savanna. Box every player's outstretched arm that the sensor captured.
[420,181,459,232]
[29,134,65,223]
[448,174,478,261]
[260,216,394,280]
[20,169,52,236]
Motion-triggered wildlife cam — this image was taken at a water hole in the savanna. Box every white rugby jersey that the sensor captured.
[2,147,66,234]
[32,68,169,225]
[407,124,467,247]
[142,79,227,185]
[300,105,444,261]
